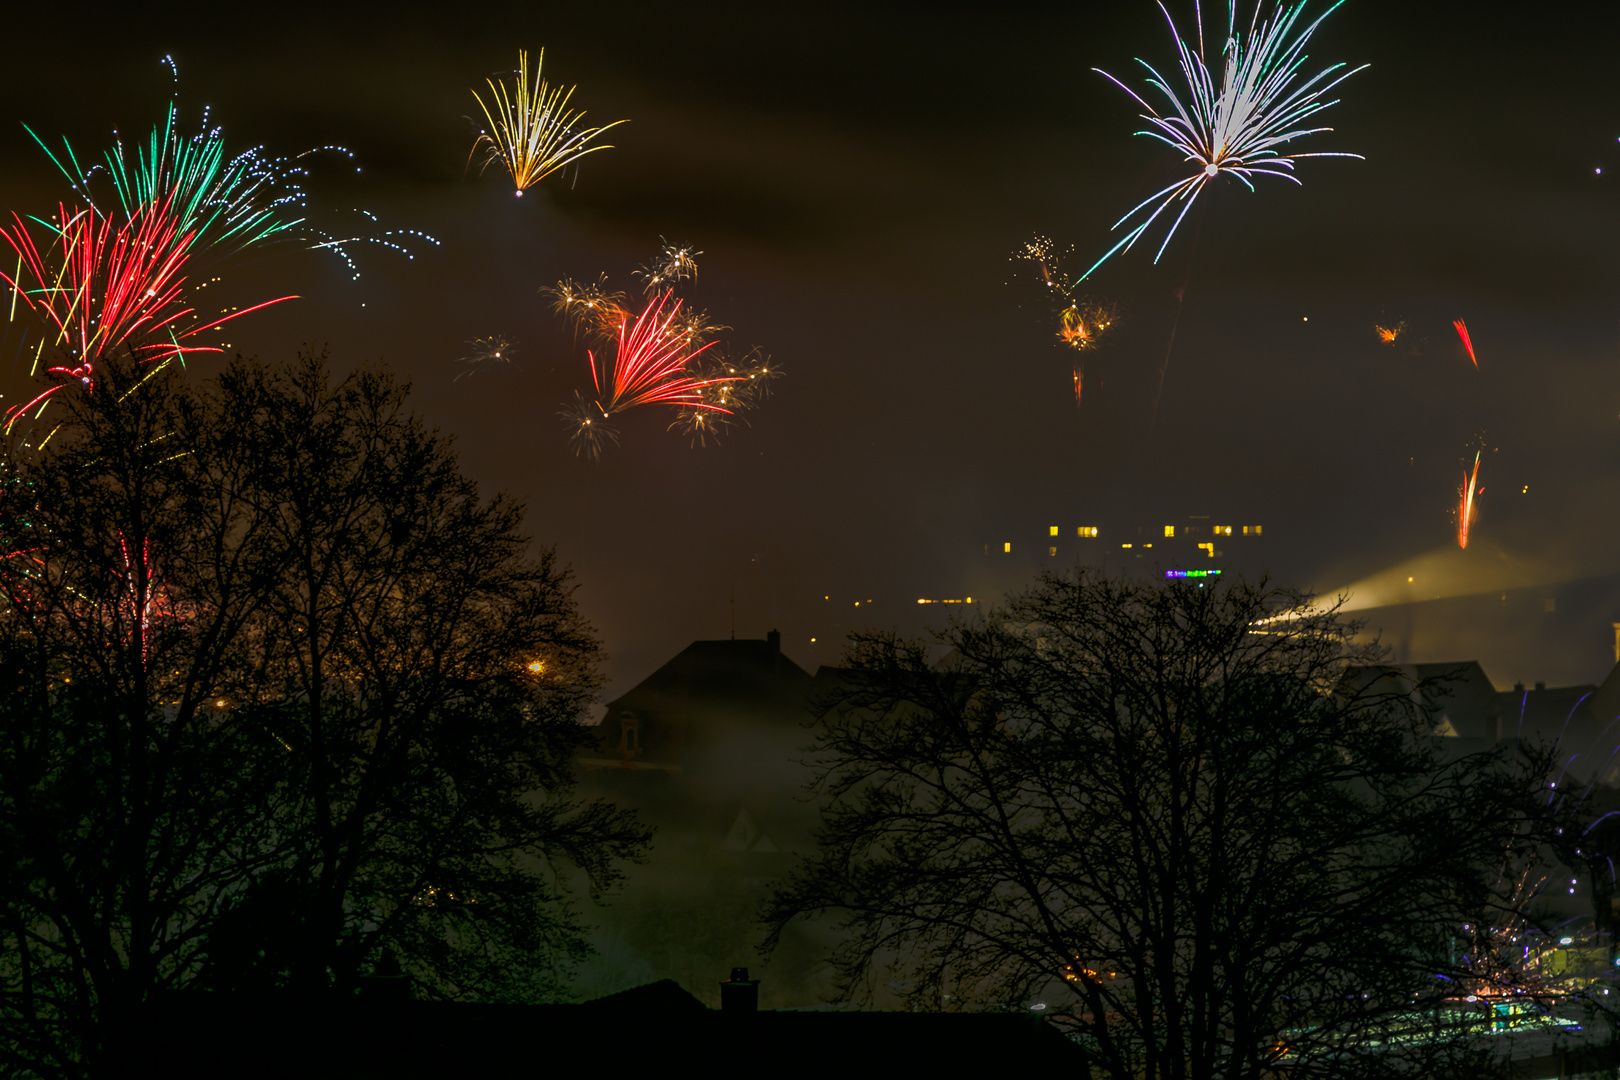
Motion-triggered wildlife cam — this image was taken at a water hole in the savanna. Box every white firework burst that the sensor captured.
[1082,0,1367,279]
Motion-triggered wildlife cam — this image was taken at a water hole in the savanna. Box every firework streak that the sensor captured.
[547,240,777,456]
[471,49,626,196]
[29,59,438,279]
[1083,1,1367,279]
[0,199,294,429]
[452,336,517,380]
[590,295,727,411]
[562,292,740,458]
[1453,318,1478,368]
[1458,451,1482,549]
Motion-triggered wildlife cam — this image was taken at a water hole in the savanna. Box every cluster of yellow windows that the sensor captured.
[997,524,1256,554]
[1165,524,1259,537]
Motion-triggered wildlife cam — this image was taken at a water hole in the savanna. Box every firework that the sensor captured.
[470,49,627,196]
[544,275,627,343]
[1058,301,1118,352]
[452,336,517,380]
[30,106,297,266]
[1011,235,1119,405]
[30,58,438,280]
[0,199,294,430]
[559,392,621,460]
[1453,318,1479,368]
[562,293,745,458]
[670,347,778,445]
[117,531,174,668]
[1017,234,1066,292]
[1457,450,1482,549]
[635,238,702,293]
[1082,1,1367,280]
[549,243,777,456]
[595,295,725,403]
[1374,321,1405,344]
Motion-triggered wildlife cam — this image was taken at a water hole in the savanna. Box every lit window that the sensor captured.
[1003,542,1011,553]
[1122,543,1132,549]
[1242,525,1262,536]
[1214,525,1231,536]
[1198,542,1214,557]
[1048,546,1057,557]
[1049,526,1059,536]
[1163,526,1175,538]
[1078,527,1098,538]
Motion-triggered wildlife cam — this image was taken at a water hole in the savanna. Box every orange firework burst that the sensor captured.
[1374,321,1405,344]
[1058,301,1117,353]
[1457,451,1482,549]
[1453,319,1478,368]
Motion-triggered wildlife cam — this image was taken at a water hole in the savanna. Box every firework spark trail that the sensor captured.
[29,105,300,263]
[29,58,438,278]
[589,292,730,412]
[118,531,170,668]
[670,346,778,445]
[546,275,627,343]
[1011,235,1118,408]
[1453,318,1479,368]
[635,238,702,293]
[1082,0,1367,280]
[1458,450,1482,549]
[1374,321,1405,344]
[0,199,294,431]
[452,335,517,380]
[547,242,778,455]
[1058,301,1118,352]
[562,292,746,458]
[471,49,627,196]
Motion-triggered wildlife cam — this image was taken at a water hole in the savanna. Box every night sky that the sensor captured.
[3,0,1619,696]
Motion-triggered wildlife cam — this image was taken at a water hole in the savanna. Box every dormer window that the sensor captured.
[617,713,641,759]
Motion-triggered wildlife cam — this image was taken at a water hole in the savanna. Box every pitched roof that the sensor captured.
[607,634,812,720]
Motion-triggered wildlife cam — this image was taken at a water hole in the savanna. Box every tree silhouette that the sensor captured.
[0,352,647,1077]
[766,571,1577,1079]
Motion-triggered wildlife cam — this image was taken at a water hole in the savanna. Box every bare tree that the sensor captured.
[0,353,648,1078]
[766,571,1573,1079]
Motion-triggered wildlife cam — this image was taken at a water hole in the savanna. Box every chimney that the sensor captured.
[720,967,759,1013]
[1535,682,1546,692]
[767,629,780,654]
[1513,682,1524,692]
